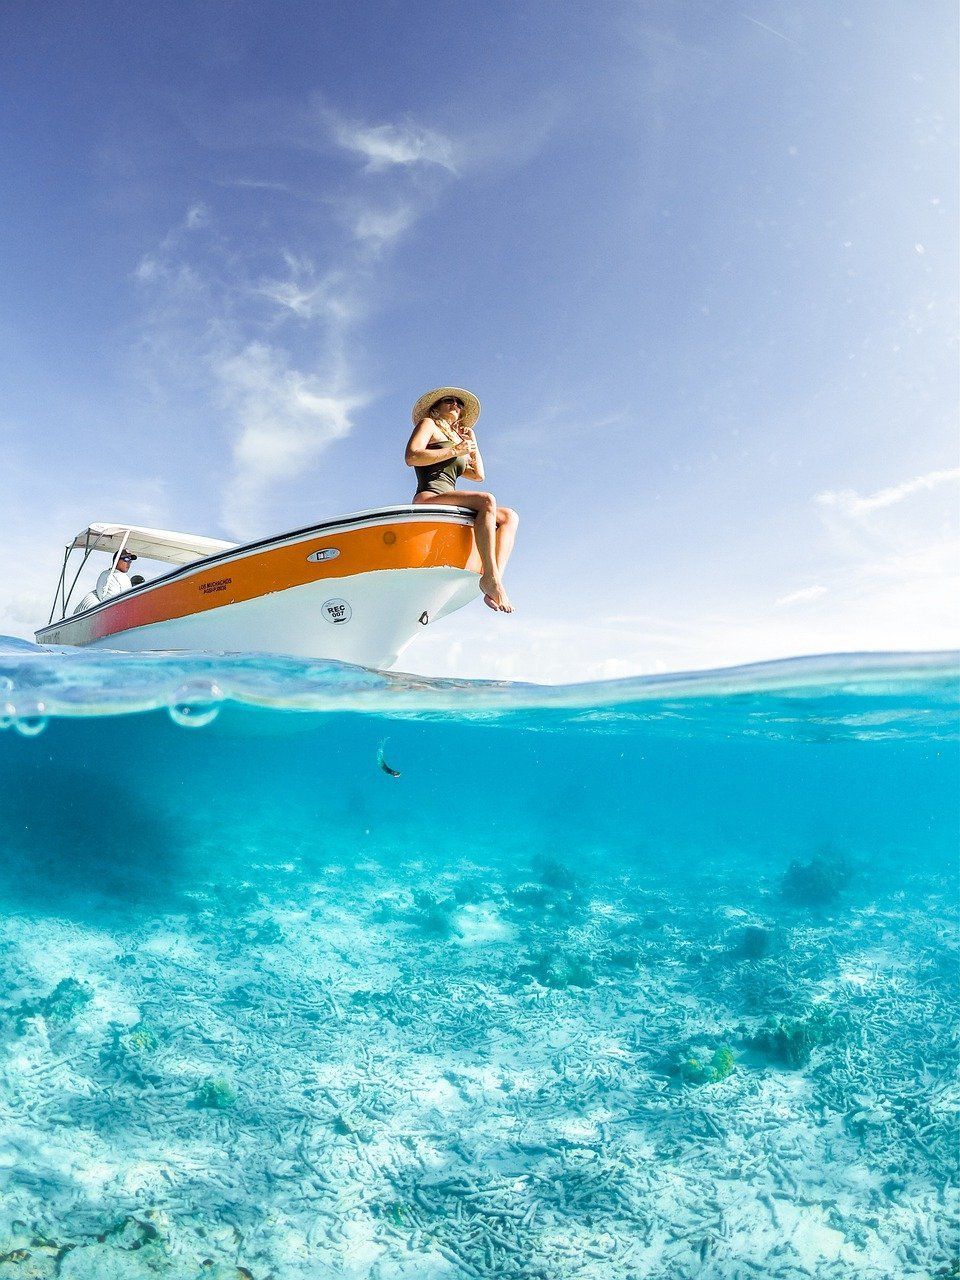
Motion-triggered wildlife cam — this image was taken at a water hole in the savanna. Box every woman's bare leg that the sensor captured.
[495,507,519,577]
[412,491,513,611]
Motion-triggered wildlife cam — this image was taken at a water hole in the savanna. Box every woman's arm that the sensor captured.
[461,428,485,482]
[404,418,469,468]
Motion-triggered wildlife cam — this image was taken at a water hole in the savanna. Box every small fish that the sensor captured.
[377,739,401,778]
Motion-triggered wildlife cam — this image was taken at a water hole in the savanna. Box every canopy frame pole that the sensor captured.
[111,529,132,574]
[60,530,109,620]
[47,545,71,626]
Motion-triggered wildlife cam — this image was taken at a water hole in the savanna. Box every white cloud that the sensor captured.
[134,256,159,283]
[218,342,361,537]
[220,177,294,193]
[256,278,327,318]
[256,257,356,322]
[329,116,458,173]
[816,467,960,518]
[131,214,368,540]
[127,100,471,546]
[350,204,415,252]
[775,585,828,607]
[185,202,210,230]
[0,590,48,638]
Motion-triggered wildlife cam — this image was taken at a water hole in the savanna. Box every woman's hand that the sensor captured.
[405,418,471,467]
[459,426,483,480]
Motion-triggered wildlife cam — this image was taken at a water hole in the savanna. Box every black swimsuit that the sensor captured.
[414,424,468,495]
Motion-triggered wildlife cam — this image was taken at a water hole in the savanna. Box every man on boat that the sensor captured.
[96,549,137,600]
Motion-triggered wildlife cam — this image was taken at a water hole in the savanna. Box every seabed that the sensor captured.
[0,839,956,1279]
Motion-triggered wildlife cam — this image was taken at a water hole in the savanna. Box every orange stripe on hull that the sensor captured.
[83,520,480,642]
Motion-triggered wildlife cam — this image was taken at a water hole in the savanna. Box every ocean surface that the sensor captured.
[0,640,957,1280]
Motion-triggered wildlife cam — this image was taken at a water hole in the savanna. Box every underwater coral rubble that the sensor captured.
[0,841,955,1280]
[0,1212,257,1279]
[3,978,92,1037]
[375,1169,578,1279]
[780,849,853,907]
[749,1005,845,1069]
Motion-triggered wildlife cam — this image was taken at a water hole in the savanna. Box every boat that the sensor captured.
[35,506,481,668]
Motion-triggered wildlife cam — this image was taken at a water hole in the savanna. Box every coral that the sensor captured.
[372,1197,411,1229]
[711,1046,735,1079]
[507,856,588,923]
[735,965,801,1016]
[57,1242,155,1279]
[679,1056,708,1084]
[411,891,462,939]
[453,876,490,905]
[511,882,550,908]
[331,1109,373,1141]
[511,879,585,921]
[604,920,660,971]
[536,858,580,891]
[240,917,284,945]
[193,1077,237,1110]
[781,849,852,906]
[737,925,772,959]
[520,947,595,989]
[678,1045,736,1085]
[0,1215,258,1280]
[7,978,92,1036]
[122,1023,158,1055]
[0,1232,62,1279]
[99,1021,161,1085]
[606,945,642,969]
[751,1004,844,1068]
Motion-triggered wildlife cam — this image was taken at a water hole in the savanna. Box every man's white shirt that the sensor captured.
[95,568,131,600]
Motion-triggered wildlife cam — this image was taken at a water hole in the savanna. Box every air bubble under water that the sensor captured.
[15,717,48,738]
[0,677,14,727]
[168,680,224,729]
[4,697,49,737]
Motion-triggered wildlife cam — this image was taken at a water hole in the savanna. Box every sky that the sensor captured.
[0,0,957,682]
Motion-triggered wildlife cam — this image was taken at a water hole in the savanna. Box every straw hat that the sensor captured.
[411,386,481,430]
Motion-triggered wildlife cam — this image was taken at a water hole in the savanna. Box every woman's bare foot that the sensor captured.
[479,573,514,613]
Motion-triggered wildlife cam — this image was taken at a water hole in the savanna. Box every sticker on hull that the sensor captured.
[321,598,352,624]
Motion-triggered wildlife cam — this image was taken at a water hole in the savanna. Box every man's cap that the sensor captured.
[118,550,138,561]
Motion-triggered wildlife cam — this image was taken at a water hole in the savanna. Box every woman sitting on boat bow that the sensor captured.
[405,386,518,613]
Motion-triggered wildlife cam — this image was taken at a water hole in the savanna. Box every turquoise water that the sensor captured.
[0,642,957,1279]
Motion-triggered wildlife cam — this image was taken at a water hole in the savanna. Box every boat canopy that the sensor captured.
[70,523,237,566]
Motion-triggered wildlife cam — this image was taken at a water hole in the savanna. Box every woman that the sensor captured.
[405,386,518,613]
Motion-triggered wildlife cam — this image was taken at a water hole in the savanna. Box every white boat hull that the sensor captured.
[36,506,482,668]
[80,567,477,668]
